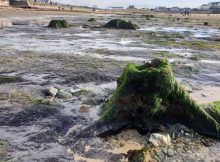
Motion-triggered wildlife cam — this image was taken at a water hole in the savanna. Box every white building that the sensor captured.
[108,6,124,10]
[208,2,220,9]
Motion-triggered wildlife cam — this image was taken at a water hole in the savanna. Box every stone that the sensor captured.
[167,149,175,156]
[88,18,96,22]
[48,87,58,97]
[149,133,171,147]
[57,89,72,99]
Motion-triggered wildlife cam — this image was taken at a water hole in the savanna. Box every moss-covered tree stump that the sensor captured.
[100,58,220,138]
[103,19,139,30]
[48,20,70,29]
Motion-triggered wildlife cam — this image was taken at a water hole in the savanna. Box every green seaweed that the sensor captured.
[71,89,95,97]
[204,101,220,124]
[10,90,50,106]
[48,20,70,29]
[101,58,220,138]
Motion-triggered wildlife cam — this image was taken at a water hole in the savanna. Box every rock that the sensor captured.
[167,149,175,156]
[78,105,91,113]
[0,20,13,28]
[48,20,70,29]
[88,18,96,22]
[185,86,193,93]
[127,150,145,162]
[201,93,207,97]
[48,87,58,97]
[204,22,209,26]
[57,89,72,99]
[12,21,30,25]
[67,148,74,154]
[103,19,139,30]
[82,24,89,28]
[149,133,171,147]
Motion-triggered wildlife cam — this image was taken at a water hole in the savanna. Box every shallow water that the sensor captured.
[139,26,220,39]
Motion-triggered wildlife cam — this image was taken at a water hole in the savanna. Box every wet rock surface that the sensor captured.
[0,11,220,161]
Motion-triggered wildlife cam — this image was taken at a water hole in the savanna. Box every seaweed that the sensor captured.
[101,58,220,138]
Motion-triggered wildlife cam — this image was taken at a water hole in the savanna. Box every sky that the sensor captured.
[52,0,213,8]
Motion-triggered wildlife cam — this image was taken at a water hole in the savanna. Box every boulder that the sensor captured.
[48,87,58,97]
[149,133,171,147]
[103,19,138,30]
[48,20,70,29]
[100,58,220,139]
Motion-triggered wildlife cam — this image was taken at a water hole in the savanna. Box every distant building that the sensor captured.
[154,6,167,12]
[128,5,135,9]
[33,0,50,3]
[108,6,124,10]
[170,7,181,12]
[200,4,209,10]
[208,2,220,9]
[198,2,220,13]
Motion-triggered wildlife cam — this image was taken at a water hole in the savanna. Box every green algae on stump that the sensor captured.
[101,58,220,138]
[103,19,139,30]
[204,101,220,124]
[48,20,70,29]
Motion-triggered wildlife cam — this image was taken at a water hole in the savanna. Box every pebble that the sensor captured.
[48,86,58,97]
[167,149,175,156]
[149,133,172,147]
